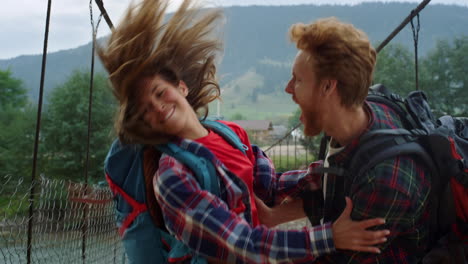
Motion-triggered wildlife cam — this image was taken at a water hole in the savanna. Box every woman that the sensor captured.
[98,0,389,263]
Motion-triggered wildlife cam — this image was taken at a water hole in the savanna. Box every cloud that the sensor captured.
[1,0,467,59]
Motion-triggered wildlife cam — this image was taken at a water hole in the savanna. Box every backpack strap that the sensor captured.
[308,166,347,176]
[155,143,220,196]
[142,144,214,264]
[321,129,437,181]
[348,129,437,179]
[142,147,166,230]
[345,129,464,259]
[363,85,468,261]
[367,92,419,130]
[201,120,248,154]
[145,120,247,222]
[105,173,148,236]
[155,118,249,195]
[152,121,247,264]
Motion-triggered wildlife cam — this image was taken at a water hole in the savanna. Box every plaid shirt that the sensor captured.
[302,101,432,264]
[153,133,335,263]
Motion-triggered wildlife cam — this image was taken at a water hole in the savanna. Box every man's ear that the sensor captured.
[178,80,189,97]
[323,79,337,96]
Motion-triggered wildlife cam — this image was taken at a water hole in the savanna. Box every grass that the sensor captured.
[0,194,29,219]
[208,90,297,121]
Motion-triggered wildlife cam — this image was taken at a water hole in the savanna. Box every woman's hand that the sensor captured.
[255,196,273,227]
[255,196,305,228]
[332,197,390,254]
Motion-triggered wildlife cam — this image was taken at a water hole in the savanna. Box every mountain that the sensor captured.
[1,2,468,119]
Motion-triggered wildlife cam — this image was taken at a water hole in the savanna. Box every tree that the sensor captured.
[420,37,468,116]
[251,88,259,103]
[0,106,36,183]
[230,112,246,120]
[287,108,301,130]
[0,68,28,110]
[373,43,416,95]
[449,36,468,115]
[0,71,34,191]
[41,70,116,182]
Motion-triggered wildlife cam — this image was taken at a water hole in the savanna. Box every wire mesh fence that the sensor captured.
[0,175,126,264]
[262,124,318,230]
[0,125,317,264]
[263,124,318,172]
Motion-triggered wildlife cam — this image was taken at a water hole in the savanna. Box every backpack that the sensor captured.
[342,84,468,263]
[104,120,247,264]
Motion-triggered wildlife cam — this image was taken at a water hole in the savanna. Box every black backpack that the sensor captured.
[302,84,468,263]
[343,84,468,263]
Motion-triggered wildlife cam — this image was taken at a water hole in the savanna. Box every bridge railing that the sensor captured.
[263,123,319,172]
[0,175,125,264]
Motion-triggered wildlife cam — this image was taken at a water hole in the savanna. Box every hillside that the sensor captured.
[1,2,468,120]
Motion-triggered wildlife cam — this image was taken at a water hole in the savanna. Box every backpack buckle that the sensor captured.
[410,129,427,136]
[390,93,404,102]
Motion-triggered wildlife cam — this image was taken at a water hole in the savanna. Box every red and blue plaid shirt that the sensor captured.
[153,125,335,263]
[302,101,432,263]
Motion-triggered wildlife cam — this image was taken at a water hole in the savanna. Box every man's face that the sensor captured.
[285,51,326,137]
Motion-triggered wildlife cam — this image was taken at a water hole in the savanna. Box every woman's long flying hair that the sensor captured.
[98,0,223,144]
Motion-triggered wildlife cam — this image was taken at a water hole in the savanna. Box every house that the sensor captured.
[231,120,273,142]
[269,125,288,140]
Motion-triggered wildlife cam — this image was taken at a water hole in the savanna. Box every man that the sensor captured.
[286,17,431,263]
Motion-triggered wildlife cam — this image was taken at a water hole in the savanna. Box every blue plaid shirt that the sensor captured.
[152,122,335,263]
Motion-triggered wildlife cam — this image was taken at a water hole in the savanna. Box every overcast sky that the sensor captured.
[1,0,467,60]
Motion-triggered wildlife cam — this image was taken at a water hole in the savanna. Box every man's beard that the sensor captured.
[302,109,322,137]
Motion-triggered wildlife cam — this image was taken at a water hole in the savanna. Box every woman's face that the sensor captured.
[136,74,194,137]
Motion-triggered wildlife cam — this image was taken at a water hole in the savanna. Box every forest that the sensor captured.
[1,3,468,209]
[1,38,467,189]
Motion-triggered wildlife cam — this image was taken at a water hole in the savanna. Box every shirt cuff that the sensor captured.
[308,222,335,257]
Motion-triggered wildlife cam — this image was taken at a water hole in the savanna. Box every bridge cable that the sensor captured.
[410,12,421,90]
[290,0,431,156]
[94,0,114,29]
[81,1,103,263]
[376,0,430,53]
[27,0,52,263]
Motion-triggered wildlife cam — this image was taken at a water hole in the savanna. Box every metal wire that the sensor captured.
[28,0,52,262]
[1,176,124,263]
[410,12,421,90]
[376,0,430,53]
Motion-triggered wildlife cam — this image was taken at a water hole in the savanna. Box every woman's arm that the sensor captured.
[154,155,333,263]
[257,196,389,254]
[223,121,320,206]
[252,144,324,206]
[155,155,389,263]
[255,196,306,227]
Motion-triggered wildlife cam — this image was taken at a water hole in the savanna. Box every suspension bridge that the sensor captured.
[0,0,440,263]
